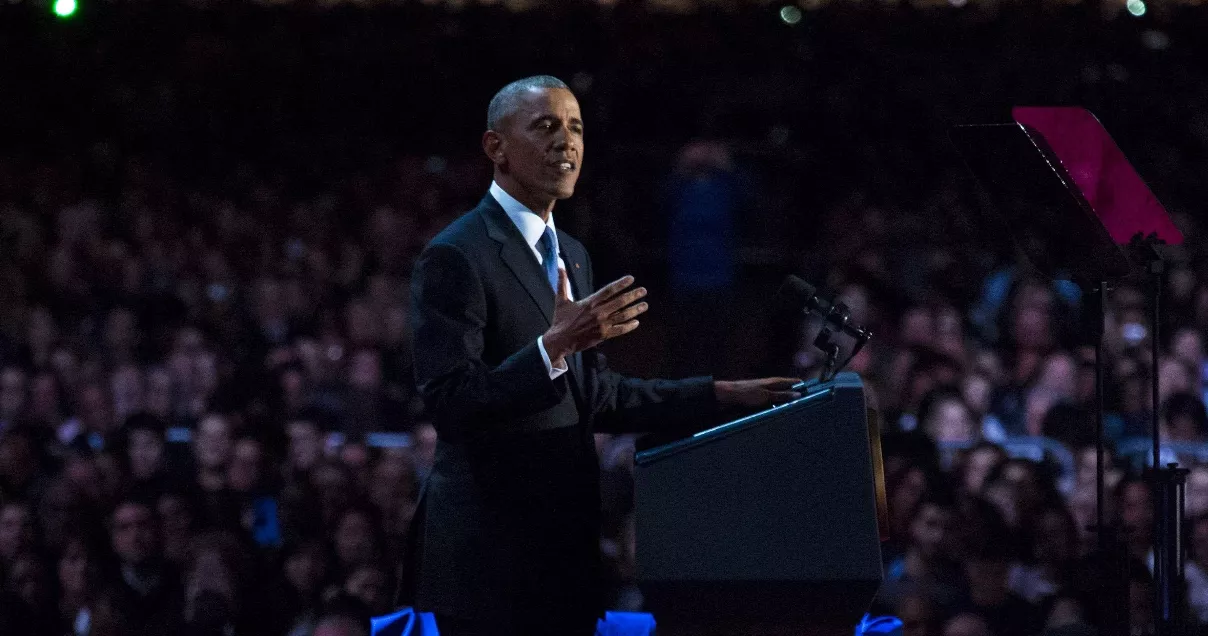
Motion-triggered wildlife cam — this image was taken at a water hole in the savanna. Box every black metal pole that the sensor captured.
[1144,252,1188,636]
[1089,279,1130,636]
[1153,269,1161,470]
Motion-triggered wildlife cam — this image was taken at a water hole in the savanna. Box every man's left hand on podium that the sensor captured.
[713,378,802,408]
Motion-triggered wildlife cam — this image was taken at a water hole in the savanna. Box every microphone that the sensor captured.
[776,275,871,342]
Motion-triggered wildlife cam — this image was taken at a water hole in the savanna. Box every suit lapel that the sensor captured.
[558,231,591,406]
[558,229,591,303]
[480,195,555,325]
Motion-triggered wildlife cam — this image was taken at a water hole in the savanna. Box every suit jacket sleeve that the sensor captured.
[575,250,718,434]
[589,352,718,434]
[410,242,566,436]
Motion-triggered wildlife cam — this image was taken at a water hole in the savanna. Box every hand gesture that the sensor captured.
[543,269,648,361]
[713,378,803,408]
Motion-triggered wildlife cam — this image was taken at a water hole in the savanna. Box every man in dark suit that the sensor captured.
[404,75,800,636]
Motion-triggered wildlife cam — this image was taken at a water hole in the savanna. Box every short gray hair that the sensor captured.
[486,75,571,131]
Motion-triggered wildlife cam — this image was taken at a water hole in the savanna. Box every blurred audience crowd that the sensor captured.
[5,2,1208,636]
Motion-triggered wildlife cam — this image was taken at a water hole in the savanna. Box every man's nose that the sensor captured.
[551,127,576,152]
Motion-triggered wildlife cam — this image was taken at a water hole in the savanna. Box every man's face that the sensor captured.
[128,428,164,479]
[909,503,951,560]
[195,414,232,471]
[0,368,26,417]
[287,420,321,471]
[228,439,262,492]
[489,87,584,204]
[0,503,33,560]
[111,502,158,566]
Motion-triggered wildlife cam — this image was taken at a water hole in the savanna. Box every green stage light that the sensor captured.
[53,0,78,18]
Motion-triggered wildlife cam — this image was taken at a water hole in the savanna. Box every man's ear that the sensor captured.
[482,131,506,167]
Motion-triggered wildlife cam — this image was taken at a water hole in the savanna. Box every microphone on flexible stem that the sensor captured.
[777,275,873,384]
[776,275,872,343]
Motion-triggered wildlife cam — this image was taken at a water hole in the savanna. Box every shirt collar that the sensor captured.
[490,181,556,250]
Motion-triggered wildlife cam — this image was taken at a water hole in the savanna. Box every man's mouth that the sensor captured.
[550,160,576,173]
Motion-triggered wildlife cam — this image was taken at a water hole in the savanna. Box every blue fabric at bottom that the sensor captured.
[596,611,656,636]
[371,608,656,636]
[855,614,904,636]
[370,607,439,636]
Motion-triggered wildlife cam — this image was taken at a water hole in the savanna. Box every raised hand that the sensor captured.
[542,269,648,362]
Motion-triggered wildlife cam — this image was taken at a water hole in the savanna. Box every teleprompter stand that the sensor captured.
[951,106,1186,636]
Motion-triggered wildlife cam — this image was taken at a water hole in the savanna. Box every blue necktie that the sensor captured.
[538,226,560,294]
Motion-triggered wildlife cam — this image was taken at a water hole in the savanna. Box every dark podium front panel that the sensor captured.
[634,373,884,636]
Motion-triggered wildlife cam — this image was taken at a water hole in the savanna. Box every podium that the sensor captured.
[633,372,886,636]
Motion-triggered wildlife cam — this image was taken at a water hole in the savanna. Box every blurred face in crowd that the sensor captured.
[961,446,1005,495]
[186,543,235,604]
[8,551,51,609]
[128,428,164,480]
[111,502,159,567]
[345,301,381,347]
[897,592,938,636]
[78,383,114,433]
[484,86,583,214]
[144,367,173,418]
[334,509,376,568]
[982,479,1019,529]
[923,397,975,443]
[287,419,322,472]
[909,502,952,560]
[195,414,233,472]
[943,613,991,636]
[1193,516,1208,569]
[279,367,306,406]
[1001,460,1044,523]
[314,462,353,522]
[227,438,262,492]
[104,308,137,355]
[157,493,194,565]
[1011,307,1053,352]
[38,479,83,551]
[889,466,927,535]
[1173,328,1205,369]
[961,375,992,417]
[348,349,382,392]
[340,442,370,478]
[0,367,26,420]
[26,306,57,353]
[110,365,145,421]
[900,308,934,347]
[284,542,326,597]
[1033,507,1076,566]
[1159,358,1193,404]
[29,372,60,420]
[414,422,437,473]
[1187,467,1208,518]
[1119,481,1153,553]
[314,616,368,636]
[0,431,38,490]
[1036,352,1076,399]
[58,537,95,598]
[933,305,965,358]
[345,565,390,614]
[1168,407,1206,441]
[0,502,34,561]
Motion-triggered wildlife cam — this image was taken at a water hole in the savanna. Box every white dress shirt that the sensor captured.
[489,181,572,379]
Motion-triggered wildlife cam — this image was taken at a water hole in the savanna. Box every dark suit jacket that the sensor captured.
[402,194,717,625]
